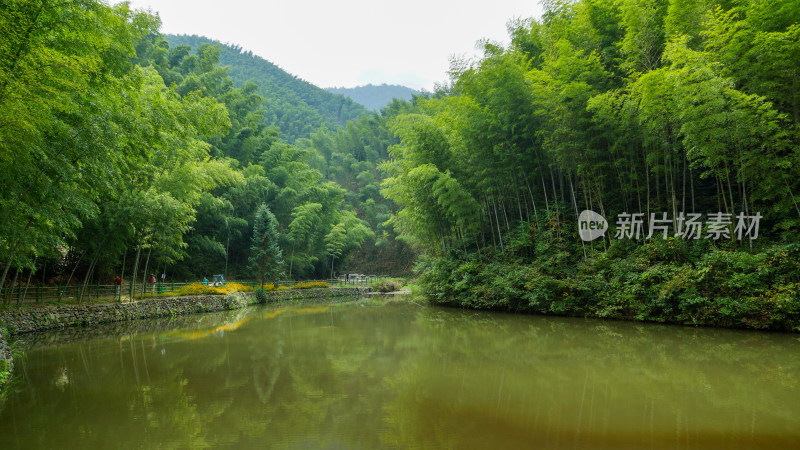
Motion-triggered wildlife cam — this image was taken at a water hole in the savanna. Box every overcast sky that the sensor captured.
[124,0,544,91]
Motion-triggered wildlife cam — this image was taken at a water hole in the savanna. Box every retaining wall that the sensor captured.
[0,287,367,390]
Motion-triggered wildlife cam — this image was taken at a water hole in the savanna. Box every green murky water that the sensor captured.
[2,298,800,449]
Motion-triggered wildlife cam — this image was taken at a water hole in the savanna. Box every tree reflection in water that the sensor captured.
[1,300,799,449]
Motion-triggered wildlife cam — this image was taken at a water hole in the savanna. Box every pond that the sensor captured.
[1,298,799,449]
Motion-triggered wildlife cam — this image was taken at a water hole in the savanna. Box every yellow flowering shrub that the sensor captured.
[166,283,226,296]
[292,281,329,289]
[225,282,253,293]
[164,280,327,297]
[165,282,253,296]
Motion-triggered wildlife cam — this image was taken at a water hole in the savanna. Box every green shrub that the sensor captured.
[371,278,403,293]
[255,289,269,304]
[415,232,800,331]
[222,293,248,310]
[0,359,10,386]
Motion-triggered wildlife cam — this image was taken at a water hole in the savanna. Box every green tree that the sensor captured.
[287,203,323,278]
[0,1,161,287]
[248,204,284,287]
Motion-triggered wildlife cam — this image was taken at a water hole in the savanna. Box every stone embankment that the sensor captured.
[0,287,368,390]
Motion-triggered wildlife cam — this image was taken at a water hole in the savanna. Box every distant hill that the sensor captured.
[326,84,420,111]
[165,35,368,142]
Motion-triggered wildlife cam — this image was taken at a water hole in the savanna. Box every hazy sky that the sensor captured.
[124,0,543,91]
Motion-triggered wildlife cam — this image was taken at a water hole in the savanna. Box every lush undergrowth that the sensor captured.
[417,223,800,332]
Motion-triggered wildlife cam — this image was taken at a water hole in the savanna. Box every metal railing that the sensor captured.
[330,275,388,286]
[0,277,388,306]
[0,281,217,305]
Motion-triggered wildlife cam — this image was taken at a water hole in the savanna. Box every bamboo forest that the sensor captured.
[2,0,800,448]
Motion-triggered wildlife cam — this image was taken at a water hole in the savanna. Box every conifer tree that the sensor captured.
[248,204,284,287]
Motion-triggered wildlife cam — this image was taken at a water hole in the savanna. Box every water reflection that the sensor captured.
[1,299,799,449]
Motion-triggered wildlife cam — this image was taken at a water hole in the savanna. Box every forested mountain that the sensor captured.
[327,84,420,111]
[382,0,800,330]
[164,34,368,143]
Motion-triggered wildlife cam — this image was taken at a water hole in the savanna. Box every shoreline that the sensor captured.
[0,287,368,390]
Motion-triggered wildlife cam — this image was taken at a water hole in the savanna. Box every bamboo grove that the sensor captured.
[381,0,800,329]
[383,0,800,254]
[0,0,392,294]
